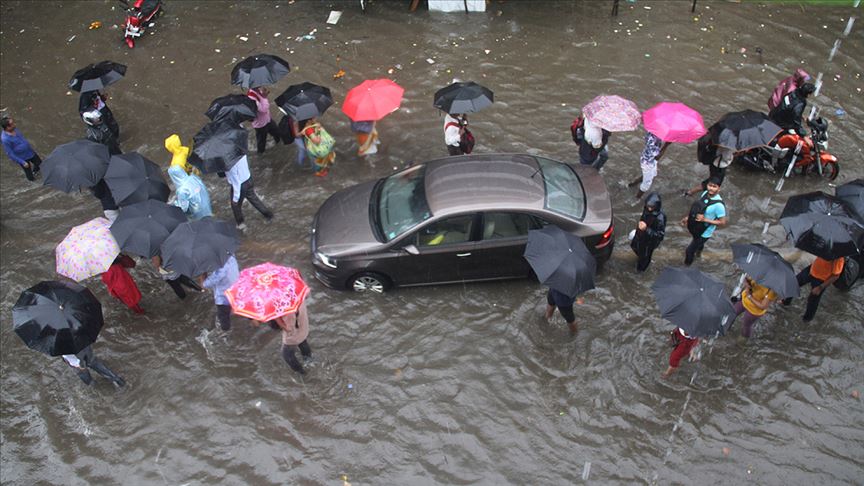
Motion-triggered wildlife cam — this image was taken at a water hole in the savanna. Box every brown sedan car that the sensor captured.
[311,154,614,292]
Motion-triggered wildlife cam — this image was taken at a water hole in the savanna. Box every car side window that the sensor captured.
[417,215,475,247]
[481,212,534,240]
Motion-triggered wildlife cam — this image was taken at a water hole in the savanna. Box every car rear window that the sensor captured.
[535,157,586,220]
[377,164,432,242]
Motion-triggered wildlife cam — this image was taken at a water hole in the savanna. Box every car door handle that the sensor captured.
[456,252,472,257]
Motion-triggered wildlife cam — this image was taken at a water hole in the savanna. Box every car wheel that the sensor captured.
[348,272,390,293]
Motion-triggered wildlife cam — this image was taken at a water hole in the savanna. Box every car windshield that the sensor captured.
[535,157,586,219]
[377,165,431,242]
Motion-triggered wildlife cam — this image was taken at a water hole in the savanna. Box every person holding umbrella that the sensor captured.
[90,179,120,223]
[101,254,144,315]
[769,82,816,136]
[70,61,126,140]
[79,90,120,140]
[199,254,240,331]
[226,154,274,229]
[434,81,491,156]
[1,116,41,182]
[13,280,125,387]
[444,112,468,156]
[83,109,121,156]
[247,86,281,154]
[351,120,379,156]
[729,243,798,338]
[578,95,641,169]
[342,79,403,158]
[652,267,734,378]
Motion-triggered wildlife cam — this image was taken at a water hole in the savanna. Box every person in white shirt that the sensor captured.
[223,155,273,231]
[444,113,466,156]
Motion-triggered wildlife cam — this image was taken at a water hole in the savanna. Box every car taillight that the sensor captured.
[595,223,614,249]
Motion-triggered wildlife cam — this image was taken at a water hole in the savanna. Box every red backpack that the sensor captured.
[570,116,585,145]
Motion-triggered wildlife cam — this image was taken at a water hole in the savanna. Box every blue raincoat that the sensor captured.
[168,165,212,221]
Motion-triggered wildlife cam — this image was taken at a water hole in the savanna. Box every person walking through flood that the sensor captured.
[572,116,610,169]
[79,90,120,140]
[272,300,313,375]
[630,132,670,199]
[89,179,120,222]
[768,68,811,111]
[62,344,125,387]
[769,82,816,136]
[681,176,727,266]
[731,275,778,338]
[278,114,309,167]
[225,154,273,231]
[684,136,733,197]
[302,117,336,177]
[630,192,666,272]
[662,327,699,378]
[351,120,379,156]
[1,116,41,182]
[151,255,203,300]
[788,256,844,322]
[101,254,144,314]
[83,110,121,156]
[165,135,212,220]
[199,254,240,331]
[544,287,584,334]
[444,113,467,156]
[247,86,281,154]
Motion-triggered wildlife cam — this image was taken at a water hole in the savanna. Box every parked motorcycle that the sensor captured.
[119,0,162,49]
[734,117,839,181]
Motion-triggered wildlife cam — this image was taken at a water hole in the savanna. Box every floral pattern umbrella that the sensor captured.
[225,263,310,322]
[582,95,641,132]
[56,218,120,282]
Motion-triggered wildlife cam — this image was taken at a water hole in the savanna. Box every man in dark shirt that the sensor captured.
[769,83,816,135]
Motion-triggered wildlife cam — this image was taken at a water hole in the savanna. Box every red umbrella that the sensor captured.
[341,79,404,121]
[225,263,310,322]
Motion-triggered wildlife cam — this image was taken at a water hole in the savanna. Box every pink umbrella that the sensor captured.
[56,217,120,282]
[582,95,641,132]
[225,263,310,322]
[342,79,404,121]
[642,102,707,144]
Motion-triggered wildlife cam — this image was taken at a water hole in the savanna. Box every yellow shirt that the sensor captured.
[742,280,778,316]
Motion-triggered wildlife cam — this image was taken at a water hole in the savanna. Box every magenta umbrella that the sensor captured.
[642,102,707,144]
[582,95,641,132]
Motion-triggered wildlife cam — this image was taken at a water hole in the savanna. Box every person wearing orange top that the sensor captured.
[792,257,845,322]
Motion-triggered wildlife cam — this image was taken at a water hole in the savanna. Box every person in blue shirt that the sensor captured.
[1,116,41,181]
[199,255,240,331]
[681,176,727,266]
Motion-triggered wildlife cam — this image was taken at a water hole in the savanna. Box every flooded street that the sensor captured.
[1,0,862,483]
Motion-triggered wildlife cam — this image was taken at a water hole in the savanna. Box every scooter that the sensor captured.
[734,117,839,181]
[119,0,162,49]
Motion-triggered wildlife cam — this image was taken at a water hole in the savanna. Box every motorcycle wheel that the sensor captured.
[807,160,839,180]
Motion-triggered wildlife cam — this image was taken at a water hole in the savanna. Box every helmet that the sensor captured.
[808,116,828,133]
[82,109,102,126]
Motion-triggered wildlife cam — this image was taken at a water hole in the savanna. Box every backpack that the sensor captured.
[570,116,585,145]
[687,192,724,237]
[696,132,718,165]
[460,128,475,154]
[303,123,335,158]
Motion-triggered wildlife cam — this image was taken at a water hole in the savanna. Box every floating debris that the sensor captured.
[89,21,101,30]
[327,11,342,25]
[239,36,249,42]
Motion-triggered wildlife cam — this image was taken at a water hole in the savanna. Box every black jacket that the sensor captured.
[769,89,807,134]
[631,192,666,256]
[86,123,121,155]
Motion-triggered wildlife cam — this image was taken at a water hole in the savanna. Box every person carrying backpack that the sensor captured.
[683,132,733,197]
[680,176,727,266]
[571,116,610,168]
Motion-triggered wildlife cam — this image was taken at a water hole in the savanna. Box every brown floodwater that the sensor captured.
[1,1,862,484]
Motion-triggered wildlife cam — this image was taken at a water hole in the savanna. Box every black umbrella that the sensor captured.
[104,152,170,206]
[779,191,864,260]
[433,81,494,114]
[161,217,239,278]
[274,82,334,120]
[110,200,187,258]
[709,110,782,152]
[188,121,248,173]
[523,225,596,298]
[731,243,799,300]
[835,178,864,222]
[231,54,291,89]
[205,94,258,124]
[42,139,110,193]
[68,61,127,92]
[12,280,103,356]
[651,267,734,337]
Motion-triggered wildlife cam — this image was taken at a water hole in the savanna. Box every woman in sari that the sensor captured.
[303,117,336,177]
[351,120,379,156]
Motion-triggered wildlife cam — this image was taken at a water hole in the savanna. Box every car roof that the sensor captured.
[423,154,548,217]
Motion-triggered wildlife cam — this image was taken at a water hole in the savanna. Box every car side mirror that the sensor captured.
[403,244,419,255]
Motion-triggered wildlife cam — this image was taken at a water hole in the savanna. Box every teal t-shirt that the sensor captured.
[701,192,726,238]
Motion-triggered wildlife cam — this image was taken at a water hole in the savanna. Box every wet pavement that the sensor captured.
[1,1,862,484]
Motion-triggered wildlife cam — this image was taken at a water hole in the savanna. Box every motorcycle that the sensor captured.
[734,117,839,181]
[119,0,162,49]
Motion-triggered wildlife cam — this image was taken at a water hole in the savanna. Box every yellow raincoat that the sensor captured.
[164,134,200,176]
